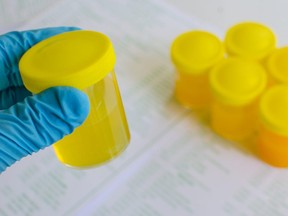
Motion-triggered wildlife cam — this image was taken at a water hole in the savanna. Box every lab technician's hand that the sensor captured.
[0,27,90,173]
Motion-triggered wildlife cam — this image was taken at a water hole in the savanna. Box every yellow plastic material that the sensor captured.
[19,30,130,168]
[171,31,224,108]
[210,58,267,141]
[257,85,288,167]
[211,100,258,141]
[210,58,267,106]
[225,22,276,61]
[174,71,211,109]
[171,31,224,73]
[54,71,130,167]
[259,85,288,137]
[19,30,116,93]
[266,47,288,84]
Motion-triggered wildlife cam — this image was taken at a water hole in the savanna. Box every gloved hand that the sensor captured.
[0,27,90,173]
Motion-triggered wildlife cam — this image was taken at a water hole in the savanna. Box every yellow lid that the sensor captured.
[171,31,224,74]
[267,47,288,84]
[259,85,288,136]
[225,22,276,60]
[19,30,116,93]
[210,58,267,106]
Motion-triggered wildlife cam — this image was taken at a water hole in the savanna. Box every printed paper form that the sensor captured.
[1,0,288,215]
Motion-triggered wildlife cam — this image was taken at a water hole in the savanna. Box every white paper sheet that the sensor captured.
[1,0,288,215]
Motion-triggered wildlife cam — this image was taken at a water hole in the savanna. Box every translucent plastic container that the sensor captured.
[19,30,130,168]
[209,58,267,141]
[257,85,288,167]
[225,22,276,62]
[171,31,224,109]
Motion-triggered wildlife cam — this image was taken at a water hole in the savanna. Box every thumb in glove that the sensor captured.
[0,86,90,173]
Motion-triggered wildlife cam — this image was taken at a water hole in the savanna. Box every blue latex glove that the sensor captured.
[0,27,90,173]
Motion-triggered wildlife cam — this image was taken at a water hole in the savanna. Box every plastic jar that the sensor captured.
[171,31,224,109]
[266,47,288,85]
[257,85,288,167]
[19,30,130,168]
[209,58,267,141]
[225,22,276,62]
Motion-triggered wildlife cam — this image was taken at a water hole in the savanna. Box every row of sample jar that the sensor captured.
[171,22,288,168]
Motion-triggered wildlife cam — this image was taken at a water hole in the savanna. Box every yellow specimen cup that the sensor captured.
[19,30,130,168]
[266,47,288,85]
[225,22,276,61]
[209,58,267,141]
[257,85,288,167]
[171,31,224,109]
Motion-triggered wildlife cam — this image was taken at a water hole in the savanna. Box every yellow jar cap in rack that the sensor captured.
[259,85,288,136]
[171,31,224,74]
[225,22,276,60]
[267,47,288,84]
[210,58,267,106]
[19,30,116,93]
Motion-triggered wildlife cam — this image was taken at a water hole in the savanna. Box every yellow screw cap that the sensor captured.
[19,30,116,93]
[259,85,288,136]
[171,31,224,74]
[225,22,276,60]
[210,58,267,106]
[267,47,288,84]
